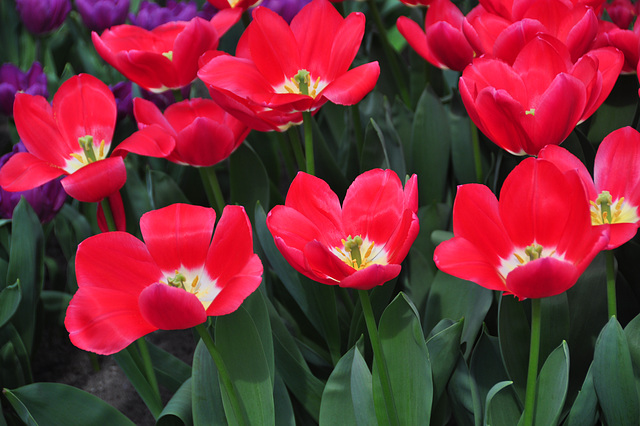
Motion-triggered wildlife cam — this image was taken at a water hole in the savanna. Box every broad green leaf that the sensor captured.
[157,378,192,426]
[3,383,134,426]
[565,365,599,426]
[274,374,295,426]
[319,343,375,426]
[216,305,274,426]
[6,198,44,355]
[147,169,190,209]
[426,318,463,402]
[53,204,92,261]
[411,86,451,204]
[0,319,32,387]
[448,357,480,426]
[361,118,391,171]
[533,341,569,426]
[593,317,640,426]
[484,381,520,426]
[0,280,21,329]
[147,340,192,393]
[624,313,640,396]
[498,295,529,403]
[242,290,275,385]
[375,293,432,425]
[192,339,226,426]
[230,143,270,222]
[539,294,569,367]
[113,345,163,419]
[424,271,493,358]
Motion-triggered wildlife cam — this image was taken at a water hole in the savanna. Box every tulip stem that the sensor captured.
[358,289,399,426]
[287,126,307,172]
[195,323,247,426]
[606,250,617,318]
[199,166,226,216]
[136,337,162,411]
[523,298,542,426]
[366,0,411,107]
[100,198,117,232]
[303,111,315,175]
[470,121,483,183]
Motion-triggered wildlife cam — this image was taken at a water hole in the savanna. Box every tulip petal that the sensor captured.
[304,240,355,284]
[138,282,207,330]
[595,126,640,206]
[173,18,220,87]
[339,263,402,290]
[206,255,263,316]
[325,12,366,79]
[505,257,578,299]
[97,191,127,232]
[140,203,216,273]
[61,156,127,203]
[538,144,597,199]
[0,152,65,191]
[321,62,380,106]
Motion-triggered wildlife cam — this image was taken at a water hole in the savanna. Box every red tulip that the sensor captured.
[434,157,609,300]
[266,169,419,290]
[397,0,474,72]
[539,127,640,249]
[92,10,241,92]
[459,34,622,156]
[131,97,250,167]
[65,203,263,355]
[197,0,380,131]
[0,74,172,203]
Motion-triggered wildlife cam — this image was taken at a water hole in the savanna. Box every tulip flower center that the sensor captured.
[66,135,108,172]
[281,69,324,98]
[162,51,173,61]
[590,191,639,225]
[499,243,565,278]
[162,269,220,310]
[334,235,388,270]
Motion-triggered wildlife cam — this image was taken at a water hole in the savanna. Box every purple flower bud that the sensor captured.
[109,80,133,121]
[15,0,72,35]
[75,0,130,33]
[128,0,198,30]
[198,2,218,21]
[255,0,310,23]
[140,85,190,110]
[0,62,48,116]
[0,142,67,223]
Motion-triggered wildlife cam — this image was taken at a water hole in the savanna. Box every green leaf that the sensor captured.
[0,317,32,387]
[361,118,391,171]
[498,295,529,403]
[230,143,270,222]
[565,365,599,426]
[539,294,570,368]
[533,341,569,426]
[192,339,226,426]
[147,341,192,393]
[274,374,295,426]
[411,86,451,204]
[448,357,481,426]
[242,290,275,385]
[113,346,163,419]
[426,318,463,402]
[319,343,375,426]
[6,198,44,355]
[625,313,640,397]
[147,169,190,209]
[593,317,640,426]
[0,280,21,329]
[157,378,192,426]
[3,383,135,426]
[484,381,520,426]
[215,305,275,425]
[375,293,432,425]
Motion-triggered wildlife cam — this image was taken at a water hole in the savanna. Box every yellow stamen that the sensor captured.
[70,153,86,164]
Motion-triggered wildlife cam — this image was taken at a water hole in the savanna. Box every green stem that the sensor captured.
[303,111,314,176]
[523,298,542,426]
[358,290,399,426]
[287,126,306,172]
[198,166,226,216]
[606,250,617,319]
[195,323,247,426]
[173,88,184,103]
[136,337,162,410]
[470,121,483,183]
[366,0,411,107]
[100,198,117,232]
[275,132,297,178]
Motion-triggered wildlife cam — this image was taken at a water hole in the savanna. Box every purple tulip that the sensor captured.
[140,84,191,110]
[109,80,133,121]
[75,0,130,33]
[255,0,311,23]
[0,62,48,117]
[15,0,71,35]
[0,142,67,223]
[128,0,198,30]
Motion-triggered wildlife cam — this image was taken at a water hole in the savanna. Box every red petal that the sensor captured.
[383,209,420,265]
[538,144,597,199]
[140,203,216,273]
[505,257,579,299]
[397,16,434,65]
[97,191,126,232]
[342,169,405,245]
[304,239,354,284]
[61,156,127,203]
[198,55,276,101]
[210,7,242,36]
[320,62,380,106]
[0,153,65,191]
[607,223,640,249]
[492,19,547,65]
[426,21,474,71]
[138,282,207,330]
[119,50,180,91]
[267,205,324,255]
[595,126,640,207]
[173,18,220,87]
[174,118,237,167]
[325,12,366,79]
[339,264,402,290]
[434,237,507,292]
[206,254,263,316]
[113,125,176,159]
[54,74,116,149]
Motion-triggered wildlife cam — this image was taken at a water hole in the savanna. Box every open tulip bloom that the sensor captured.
[267,169,419,290]
[65,203,263,355]
[434,157,609,300]
[197,0,381,131]
[0,74,173,204]
[92,9,241,93]
[539,126,640,250]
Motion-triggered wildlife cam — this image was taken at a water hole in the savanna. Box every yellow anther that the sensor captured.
[99,140,105,158]
[70,153,86,164]
[191,275,199,289]
[514,253,526,264]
